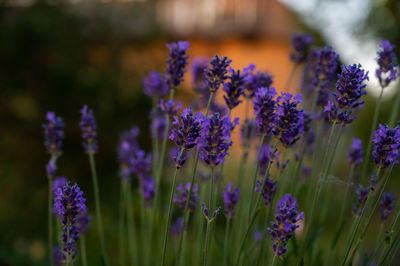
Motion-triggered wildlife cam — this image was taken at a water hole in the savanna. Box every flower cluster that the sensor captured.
[314,47,339,107]
[240,118,257,148]
[223,68,246,109]
[353,184,370,216]
[348,138,364,168]
[170,107,204,150]
[205,55,232,92]
[117,126,140,181]
[222,182,240,219]
[376,40,399,88]
[324,64,369,124]
[150,108,166,140]
[142,71,169,98]
[267,194,304,257]
[253,87,277,136]
[259,145,279,177]
[380,192,396,221]
[53,182,87,261]
[300,49,319,95]
[202,204,221,222]
[166,41,190,88]
[255,175,277,207]
[43,111,65,155]
[80,105,98,154]
[140,177,155,203]
[273,93,304,146]
[290,33,314,64]
[243,64,274,98]
[170,216,184,237]
[191,57,209,95]
[198,113,235,167]
[159,99,182,117]
[173,182,200,213]
[372,124,400,168]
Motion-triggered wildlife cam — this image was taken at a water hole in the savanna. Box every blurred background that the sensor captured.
[0,0,399,264]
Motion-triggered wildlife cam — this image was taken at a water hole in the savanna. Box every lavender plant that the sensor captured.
[41,35,400,266]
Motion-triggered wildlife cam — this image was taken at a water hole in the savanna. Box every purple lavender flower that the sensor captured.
[253,87,277,136]
[240,118,257,147]
[142,71,169,98]
[77,214,92,236]
[267,194,304,257]
[335,64,369,109]
[259,145,278,177]
[140,176,155,204]
[46,160,57,179]
[353,184,370,216]
[376,40,399,88]
[191,57,209,95]
[80,105,98,154]
[254,229,263,242]
[290,33,314,64]
[150,108,167,140]
[348,138,364,168]
[202,204,221,221]
[158,99,182,117]
[198,113,234,167]
[53,182,87,261]
[223,68,246,109]
[255,175,277,207]
[170,216,184,237]
[301,49,319,96]
[222,182,240,219]
[315,47,339,107]
[205,55,232,92]
[43,111,64,154]
[380,192,396,221]
[130,150,152,179]
[53,246,64,266]
[170,107,204,150]
[117,127,140,181]
[174,182,200,213]
[52,177,67,194]
[166,41,190,88]
[169,147,188,169]
[243,64,274,98]
[372,124,400,168]
[273,93,304,146]
[210,100,228,116]
[324,64,369,124]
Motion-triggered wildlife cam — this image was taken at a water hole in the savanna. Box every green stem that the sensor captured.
[349,166,393,260]
[124,180,137,266]
[299,121,337,259]
[203,221,211,266]
[119,181,126,265]
[236,158,273,265]
[340,167,383,265]
[80,236,88,266]
[88,152,108,266]
[48,177,54,266]
[223,218,232,266]
[161,148,182,266]
[195,183,207,266]
[331,165,354,250]
[369,223,384,264]
[360,86,384,183]
[247,134,266,219]
[203,168,215,266]
[389,82,400,126]
[176,91,215,265]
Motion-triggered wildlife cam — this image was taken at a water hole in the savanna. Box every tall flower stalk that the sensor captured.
[360,40,398,183]
[43,111,65,266]
[79,105,108,266]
